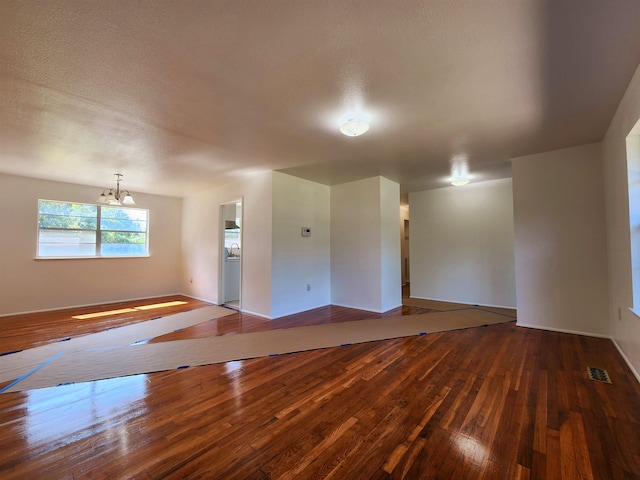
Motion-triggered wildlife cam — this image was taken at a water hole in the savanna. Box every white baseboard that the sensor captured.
[611,338,640,384]
[0,293,185,318]
[516,322,610,339]
[330,302,384,313]
[180,293,218,305]
[411,296,516,310]
[180,293,273,319]
[239,309,272,320]
[516,323,639,385]
[386,303,404,312]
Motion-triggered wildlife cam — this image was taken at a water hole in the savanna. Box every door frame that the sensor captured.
[219,198,243,310]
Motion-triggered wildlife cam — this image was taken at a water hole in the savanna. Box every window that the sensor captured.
[626,118,640,313]
[37,200,149,258]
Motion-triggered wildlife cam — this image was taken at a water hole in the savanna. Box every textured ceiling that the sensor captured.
[1,0,640,197]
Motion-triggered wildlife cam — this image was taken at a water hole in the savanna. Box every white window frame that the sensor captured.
[36,199,149,259]
[627,121,640,317]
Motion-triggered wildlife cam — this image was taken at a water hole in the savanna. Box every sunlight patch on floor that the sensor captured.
[134,301,188,311]
[72,308,137,320]
[71,301,189,319]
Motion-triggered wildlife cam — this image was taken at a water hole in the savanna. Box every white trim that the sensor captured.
[270,303,337,320]
[629,307,640,320]
[383,303,404,312]
[0,293,184,318]
[611,338,640,384]
[180,293,218,305]
[232,302,403,320]
[515,323,640,385]
[180,293,266,318]
[238,309,272,320]
[410,296,516,310]
[516,322,610,339]
[330,302,384,313]
[329,302,408,314]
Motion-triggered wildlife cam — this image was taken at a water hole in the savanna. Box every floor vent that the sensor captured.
[587,367,612,384]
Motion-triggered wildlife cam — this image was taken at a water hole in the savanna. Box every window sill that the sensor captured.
[630,307,640,320]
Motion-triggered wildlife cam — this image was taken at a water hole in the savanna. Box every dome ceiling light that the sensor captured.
[451,178,470,187]
[339,118,370,137]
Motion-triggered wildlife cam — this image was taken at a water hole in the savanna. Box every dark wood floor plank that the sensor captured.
[0,297,639,478]
[0,295,213,353]
[517,368,537,470]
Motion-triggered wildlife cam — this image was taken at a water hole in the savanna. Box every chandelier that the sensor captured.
[97,173,135,205]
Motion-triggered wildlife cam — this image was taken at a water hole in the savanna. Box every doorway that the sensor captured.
[401,202,410,298]
[220,200,242,309]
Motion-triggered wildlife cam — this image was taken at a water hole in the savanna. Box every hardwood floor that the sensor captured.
[0,296,639,479]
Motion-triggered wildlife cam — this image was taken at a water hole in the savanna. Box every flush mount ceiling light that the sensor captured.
[339,118,370,137]
[450,154,471,186]
[98,173,135,205]
[451,178,470,187]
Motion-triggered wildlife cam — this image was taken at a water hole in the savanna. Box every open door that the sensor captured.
[220,200,242,309]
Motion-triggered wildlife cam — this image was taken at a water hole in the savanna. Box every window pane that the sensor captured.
[38,230,96,257]
[101,232,146,244]
[101,243,147,256]
[38,200,97,217]
[99,206,149,257]
[38,243,96,257]
[101,207,147,220]
[38,214,98,230]
[100,218,147,232]
[39,229,96,244]
[100,207,148,232]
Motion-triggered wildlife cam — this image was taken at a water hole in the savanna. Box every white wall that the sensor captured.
[512,143,609,336]
[379,177,402,312]
[181,172,273,318]
[603,62,640,379]
[0,173,183,316]
[331,176,401,312]
[271,172,330,318]
[409,178,516,308]
[331,177,381,311]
